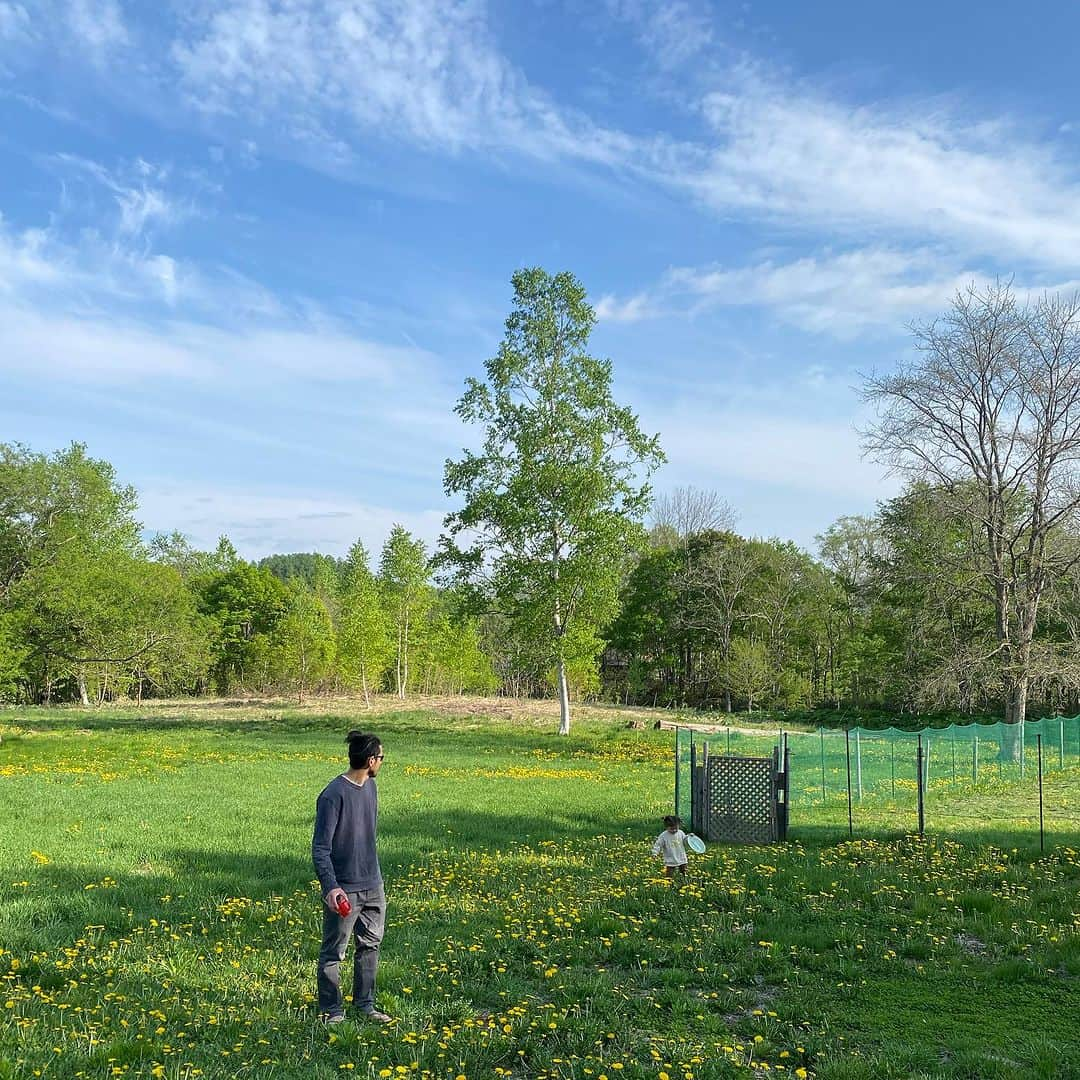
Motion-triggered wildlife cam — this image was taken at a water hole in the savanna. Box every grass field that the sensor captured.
[1,698,1079,1080]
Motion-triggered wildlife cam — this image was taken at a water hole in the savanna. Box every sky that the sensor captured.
[4,1,1080,560]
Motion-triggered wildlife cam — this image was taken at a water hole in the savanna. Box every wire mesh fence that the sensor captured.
[675,714,1080,845]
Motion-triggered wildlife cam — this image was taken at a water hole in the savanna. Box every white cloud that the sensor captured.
[606,0,717,71]
[689,72,1080,270]
[0,209,437,384]
[0,299,434,385]
[52,153,192,238]
[168,0,637,168]
[598,247,1080,337]
[6,305,204,378]
[650,400,898,504]
[594,291,659,324]
[12,1,1080,287]
[2,0,128,60]
[65,0,127,57]
[0,213,190,306]
[667,248,985,337]
[138,485,445,560]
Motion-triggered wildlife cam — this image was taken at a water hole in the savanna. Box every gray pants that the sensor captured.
[317,887,386,1015]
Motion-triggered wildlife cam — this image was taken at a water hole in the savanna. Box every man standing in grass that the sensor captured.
[312,730,391,1024]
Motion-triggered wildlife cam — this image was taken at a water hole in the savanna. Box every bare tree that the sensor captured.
[862,282,1080,757]
[682,535,763,711]
[651,485,737,542]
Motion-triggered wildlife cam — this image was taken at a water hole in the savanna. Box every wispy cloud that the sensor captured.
[593,290,659,324]
[11,1,1080,287]
[138,485,445,560]
[51,154,196,239]
[597,247,1080,337]
[687,71,1080,270]
[167,0,640,169]
[0,3,32,43]
[606,0,718,71]
[0,204,438,384]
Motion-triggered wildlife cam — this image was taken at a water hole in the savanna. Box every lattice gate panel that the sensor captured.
[703,755,778,844]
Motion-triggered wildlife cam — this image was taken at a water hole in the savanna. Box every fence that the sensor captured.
[675,714,1080,845]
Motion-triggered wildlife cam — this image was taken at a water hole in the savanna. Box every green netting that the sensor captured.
[673,714,1080,824]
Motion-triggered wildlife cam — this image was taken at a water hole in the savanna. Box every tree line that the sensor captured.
[4,277,1080,741]
[0,443,494,706]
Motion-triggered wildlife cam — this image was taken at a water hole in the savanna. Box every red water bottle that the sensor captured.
[335,895,351,917]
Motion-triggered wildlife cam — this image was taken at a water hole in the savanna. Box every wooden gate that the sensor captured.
[689,741,789,844]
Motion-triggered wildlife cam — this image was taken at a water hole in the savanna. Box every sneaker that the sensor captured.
[322,1011,346,1025]
[359,1008,392,1024]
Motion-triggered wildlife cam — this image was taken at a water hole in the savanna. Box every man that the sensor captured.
[312,730,391,1024]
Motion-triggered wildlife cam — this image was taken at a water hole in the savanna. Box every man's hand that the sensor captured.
[325,888,347,912]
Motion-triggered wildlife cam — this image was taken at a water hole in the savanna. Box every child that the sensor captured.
[652,815,689,877]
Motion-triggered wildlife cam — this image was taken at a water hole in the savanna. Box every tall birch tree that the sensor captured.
[440,267,663,734]
[378,526,430,699]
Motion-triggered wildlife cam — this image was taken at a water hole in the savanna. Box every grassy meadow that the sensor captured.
[1,698,1079,1080]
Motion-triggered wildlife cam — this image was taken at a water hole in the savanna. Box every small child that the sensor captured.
[652,815,689,877]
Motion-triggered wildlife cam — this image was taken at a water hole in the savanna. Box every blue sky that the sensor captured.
[4,1,1080,559]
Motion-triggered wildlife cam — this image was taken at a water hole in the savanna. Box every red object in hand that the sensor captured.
[335,895,351,917]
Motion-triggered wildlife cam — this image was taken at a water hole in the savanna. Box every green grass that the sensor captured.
[1,701,1078,1080]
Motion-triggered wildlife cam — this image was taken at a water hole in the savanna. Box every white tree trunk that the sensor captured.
[557,658,571,736]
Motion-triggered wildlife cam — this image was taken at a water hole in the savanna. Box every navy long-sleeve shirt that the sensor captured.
[311,774,382,896]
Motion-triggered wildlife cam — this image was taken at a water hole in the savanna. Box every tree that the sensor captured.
[606,545,686,705]
[682,532,762,712]
[651,485,736,543]
[270,582,335,702]
[875,483,997,713]
[441,267,664,734]
[199,563,288,692]
[816,516,888,706]
[378,526,431,699]
[338,540,393,705]
[722,638,772,711]
[863,283,1080,755]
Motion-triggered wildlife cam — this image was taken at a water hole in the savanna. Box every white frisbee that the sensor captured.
[685,834,706,854]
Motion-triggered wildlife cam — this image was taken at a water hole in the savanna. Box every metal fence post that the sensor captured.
[845,728,854,839]
[916,734,925,837]
[890,739,896,797]
[1037,733,1045,853]
[689,737,697,835]
[1060,718,1065,770]
[973,734,979,786]
[674,726,681,816]
[855,730,863,801]
[820,727,827,805]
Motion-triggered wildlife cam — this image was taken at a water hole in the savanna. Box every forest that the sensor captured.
[3,440,1080,719]
[7,279,1080,727]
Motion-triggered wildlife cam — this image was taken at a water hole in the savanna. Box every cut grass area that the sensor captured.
[1,700,1078,1080]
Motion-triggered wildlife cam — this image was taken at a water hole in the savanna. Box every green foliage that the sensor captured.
[379,526,432,698]
[270,582,336,701]
[258,551,347,588]
[442,267,664,732]
[199,562,288,692]
[338,541,394,702]
[0,610,27,698]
